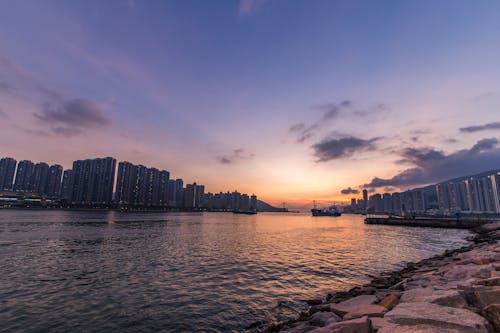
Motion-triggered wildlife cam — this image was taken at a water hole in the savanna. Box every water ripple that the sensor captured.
[0,210,471,332]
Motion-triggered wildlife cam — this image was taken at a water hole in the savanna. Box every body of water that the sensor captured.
[0,210,471,332]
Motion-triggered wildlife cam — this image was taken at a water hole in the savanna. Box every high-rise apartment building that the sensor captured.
[32,162,49,195]
[362,189,368,209]
[61,169,74,201]
[13,160,35,192]
[0,157,17,191]
[71,157,116,205]
[115,161,170,207]
[45,164,63,198]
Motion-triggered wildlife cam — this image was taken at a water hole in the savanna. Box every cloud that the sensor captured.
[363,138,500,189]
[289,122,306,132]
[312,136,380,162]
[312,103,343,120]
[290,100,388,143]
[340,187,360,195]
[239,0,269,16]
[1,56,112,137]
[216,148,255,165]
[459,122,500,133]
[34,98,111,136]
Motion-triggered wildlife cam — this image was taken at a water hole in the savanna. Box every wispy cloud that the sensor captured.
[459,122,500,133]
[216,148,255,164]
[290,100,389,143]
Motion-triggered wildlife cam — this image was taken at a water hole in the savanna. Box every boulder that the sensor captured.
[309,311,341,327]
[328,295,377,316]
[309,303,332,314]
[308,316,372,333]
[464,286,500,308]
[474,277,500,286]
[307,299,323,305]
[378,324,467,332]
[370,318,461,333]
[442,264,492,281]
[281,322,316,333]
[378,294,399,310]
[343,304,387,320]
[400,288,466,307]
[384,302,489,332]
[482,303,500,332]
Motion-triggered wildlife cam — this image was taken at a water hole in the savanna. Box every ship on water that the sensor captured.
[232,209,257,215]
[311,201,341,217]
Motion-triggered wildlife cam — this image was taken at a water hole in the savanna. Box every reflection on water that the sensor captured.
[0,210,470,332]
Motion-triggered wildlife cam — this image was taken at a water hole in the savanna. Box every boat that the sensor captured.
[311,201,341,217]
[232,210,257,215]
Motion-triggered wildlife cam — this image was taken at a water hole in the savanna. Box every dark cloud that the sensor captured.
[216,148,255,165]
[363,138,500,188]
[340,187,360,195]
[312,136,380,162]
[35,98,111,128]
[460,122,500,133]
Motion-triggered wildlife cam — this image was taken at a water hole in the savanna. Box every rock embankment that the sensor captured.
[252,222,500,333]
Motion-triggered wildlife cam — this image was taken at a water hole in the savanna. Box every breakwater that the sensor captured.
[251,221,500,332]
[364,216,489,229]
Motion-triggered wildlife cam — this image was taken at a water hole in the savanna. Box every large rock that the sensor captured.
[384,302,489,332]
[375,315,472,332]
[400,288,466,307]
[474,276,500,286]
[482,303,500,332]
[308,316,372,333]
[281,322,316,333]
[328,295,377,316]
[343,304,387,320]
[309,311,341,327]
[464,286,500,308]
[442,264,492,281]
[378,294,399,310]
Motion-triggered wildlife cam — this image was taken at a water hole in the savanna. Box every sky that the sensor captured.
[1,0,500,207]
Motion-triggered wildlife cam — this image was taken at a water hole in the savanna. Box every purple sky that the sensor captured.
[1,0,500,206]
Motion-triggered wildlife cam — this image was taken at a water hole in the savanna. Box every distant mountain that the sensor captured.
[257,200,285,212]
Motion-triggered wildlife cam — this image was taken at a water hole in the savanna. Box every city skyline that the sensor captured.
[0,155,258,212]
[1,1,500,206]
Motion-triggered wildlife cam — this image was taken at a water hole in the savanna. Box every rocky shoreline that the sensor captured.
[248,222,500,333]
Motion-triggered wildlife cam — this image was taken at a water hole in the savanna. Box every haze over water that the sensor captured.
[0,211,471,332]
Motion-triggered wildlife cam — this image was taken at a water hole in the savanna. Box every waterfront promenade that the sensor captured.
[253,222,500,333]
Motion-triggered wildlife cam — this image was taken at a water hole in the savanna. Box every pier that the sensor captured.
[364,216,490,229]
